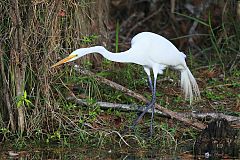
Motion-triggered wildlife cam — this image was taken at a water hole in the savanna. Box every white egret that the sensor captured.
[51,32,200,135]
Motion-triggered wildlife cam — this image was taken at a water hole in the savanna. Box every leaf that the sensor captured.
[17,100,23,108]
[24,90,27,99]
[25,99,32,107]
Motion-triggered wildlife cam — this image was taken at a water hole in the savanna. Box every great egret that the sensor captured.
[51,32,200,135]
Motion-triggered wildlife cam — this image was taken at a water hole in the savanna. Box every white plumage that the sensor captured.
[52,32,200,135]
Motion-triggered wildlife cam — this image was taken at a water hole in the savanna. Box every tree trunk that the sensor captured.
[10,0,26,133]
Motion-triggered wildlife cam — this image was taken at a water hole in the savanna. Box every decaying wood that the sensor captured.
[73,65,207,130]
[194,118,239,159]
[190,112,240,128]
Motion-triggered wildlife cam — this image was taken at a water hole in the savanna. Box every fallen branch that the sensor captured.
[67,97,167,116]
[67,97,240,128]
[190,112,240,128]
[73,65,207,130]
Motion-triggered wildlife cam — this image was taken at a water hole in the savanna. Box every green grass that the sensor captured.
[115,20,120,53]
[1,1,240,155]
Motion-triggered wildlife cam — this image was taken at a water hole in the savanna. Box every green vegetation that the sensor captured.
[0,1,239,158]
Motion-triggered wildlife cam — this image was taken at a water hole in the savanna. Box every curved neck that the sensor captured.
[84,46,134,63]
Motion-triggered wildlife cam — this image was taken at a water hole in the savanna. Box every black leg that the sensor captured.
[148,74,155,136]
[147,75,153,93]
[132,76,157,136]
[150,103,155,136]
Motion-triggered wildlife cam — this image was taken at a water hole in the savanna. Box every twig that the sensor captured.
[105,130,130,147]
[171,0,176,13]
[206,83,239,89]
[185,1,210,51]
[73,65,206,130]
[126,5,164,39]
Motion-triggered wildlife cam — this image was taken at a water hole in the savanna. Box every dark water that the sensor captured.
[0,147,191,160]
[1,147,240,159]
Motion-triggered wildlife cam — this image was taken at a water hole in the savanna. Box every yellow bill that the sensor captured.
[51,54,77,68]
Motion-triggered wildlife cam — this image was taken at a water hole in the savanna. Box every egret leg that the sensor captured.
[133,76,157,135]
[136,75,153,111]
[150,103,155,136]
[147,75,153,93]
[147,74,155,135]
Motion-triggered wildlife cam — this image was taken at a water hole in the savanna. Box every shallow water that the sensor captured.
[0,143,239,159]
[0,146,192,160]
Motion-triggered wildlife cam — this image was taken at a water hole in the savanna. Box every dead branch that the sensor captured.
[73,65,206,130]
[67,97,240,128]
[126,5,164,39]
[67,97,167,116]
[190,112,240,127]
[185,1,210,51]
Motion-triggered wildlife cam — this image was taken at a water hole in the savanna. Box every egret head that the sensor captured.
[51,49,86,68]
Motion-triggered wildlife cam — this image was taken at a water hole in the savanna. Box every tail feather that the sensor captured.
[181,67,200,104]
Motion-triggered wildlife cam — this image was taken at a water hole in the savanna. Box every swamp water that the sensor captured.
[0,145,196,159]
[0,140,239,159]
